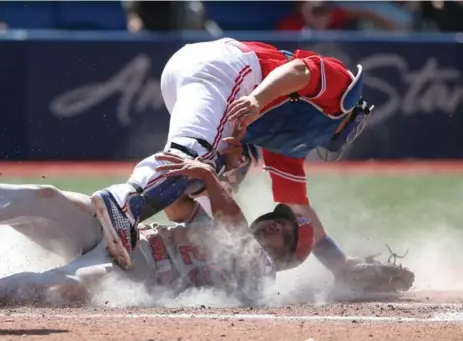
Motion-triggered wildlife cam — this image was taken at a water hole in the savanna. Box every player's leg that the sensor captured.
[90,39,261,268]
[0,184,102,260]
[0,238,113,306]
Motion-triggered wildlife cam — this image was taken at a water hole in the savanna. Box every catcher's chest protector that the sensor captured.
[244,53,364,159]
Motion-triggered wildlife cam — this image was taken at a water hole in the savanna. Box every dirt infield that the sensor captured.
[1,291,463,341]
[1,161,463,340]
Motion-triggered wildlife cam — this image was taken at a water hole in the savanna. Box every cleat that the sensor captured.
[91,190,137,269]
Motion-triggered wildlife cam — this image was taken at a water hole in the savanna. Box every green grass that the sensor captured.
[305,174,463,240]
[2,173,463,241]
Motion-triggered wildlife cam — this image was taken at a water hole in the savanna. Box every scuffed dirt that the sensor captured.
[1,315,463,341]
[1,291,463,341]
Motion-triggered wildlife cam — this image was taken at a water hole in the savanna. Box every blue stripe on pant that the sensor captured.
[128,176,204,222]
[127,155,225,222]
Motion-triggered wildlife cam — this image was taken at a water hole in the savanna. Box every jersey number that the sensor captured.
[179,245,206,265]
[179,245,225,286]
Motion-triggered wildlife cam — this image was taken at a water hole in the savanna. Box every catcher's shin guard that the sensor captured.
[126,152,226,222]
[92,141,226,269]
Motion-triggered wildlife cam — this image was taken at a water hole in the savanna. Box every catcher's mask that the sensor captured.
[317,65,375,162]
[250,204,314,271]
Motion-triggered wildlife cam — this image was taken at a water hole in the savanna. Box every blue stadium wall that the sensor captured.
[1,30,462,161]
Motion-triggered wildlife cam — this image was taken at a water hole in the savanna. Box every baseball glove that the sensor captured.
[334,245,415,295]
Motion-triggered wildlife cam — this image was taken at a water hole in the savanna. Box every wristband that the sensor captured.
[312,235,346,271]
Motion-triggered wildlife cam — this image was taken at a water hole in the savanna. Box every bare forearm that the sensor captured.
[251,59,310,108]
[202,169,247,227]
[164,196,197,222]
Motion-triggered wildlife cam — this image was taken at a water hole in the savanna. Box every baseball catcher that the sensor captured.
[87,37,375,285]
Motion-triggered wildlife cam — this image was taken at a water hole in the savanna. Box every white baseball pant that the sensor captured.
[0,184,152,305]
[106,38,262,222]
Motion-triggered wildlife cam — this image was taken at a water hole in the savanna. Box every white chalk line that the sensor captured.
[1,302,462,323]
[317,302,463,308]
[1,312,463,323]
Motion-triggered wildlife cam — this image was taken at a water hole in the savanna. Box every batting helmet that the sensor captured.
[250,204,314,270]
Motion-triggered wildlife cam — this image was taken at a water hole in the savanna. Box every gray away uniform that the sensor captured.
[0,184,275,305]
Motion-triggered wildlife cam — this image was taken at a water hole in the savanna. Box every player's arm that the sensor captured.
[195,125,259,217]
[292,56,353,116]
[263,149,347,276]
[155,153,247,230]
[256,55,353,117]
[226,55,352,125]
[198,157,275,303]
[226,60,312,125]
[250,59,311,110]
[200,166,247,228]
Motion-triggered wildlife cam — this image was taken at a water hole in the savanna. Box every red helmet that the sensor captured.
[249,204,314,270]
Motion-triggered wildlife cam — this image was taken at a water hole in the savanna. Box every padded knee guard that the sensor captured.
[127,138,227,223]
[128,175,192,222]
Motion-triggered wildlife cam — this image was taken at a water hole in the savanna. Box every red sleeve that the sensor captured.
[296,54,353,116]
[262,148,309,205]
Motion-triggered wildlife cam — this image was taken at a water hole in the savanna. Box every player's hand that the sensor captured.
[225,95,262,127]
[155,152,215,180]
[333,257,362,277]
[221,123,247,169]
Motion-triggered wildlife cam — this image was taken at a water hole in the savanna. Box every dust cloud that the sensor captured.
[0,227,64,278]
[1,173,462,307]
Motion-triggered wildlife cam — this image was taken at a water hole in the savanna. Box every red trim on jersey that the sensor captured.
[297,55,352,115]
[262,149,309,205]
[202,65,252,160]
[122,65,253,212]
[262,166,306,183]
[299,55,326,99]
[239,41,352,116]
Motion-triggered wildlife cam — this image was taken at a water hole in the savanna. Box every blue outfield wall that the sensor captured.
[1,30,462,161]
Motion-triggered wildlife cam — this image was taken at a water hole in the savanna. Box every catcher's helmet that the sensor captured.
[250,204,314,270]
